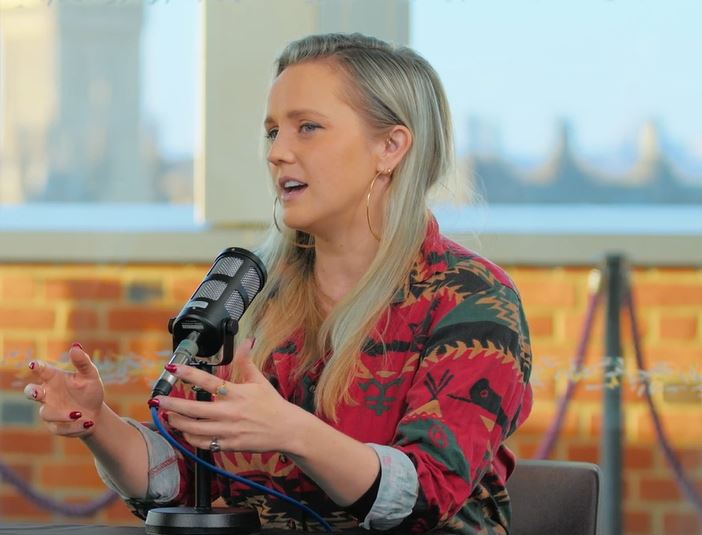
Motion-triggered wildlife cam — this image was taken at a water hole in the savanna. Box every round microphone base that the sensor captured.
[145,506,261,535]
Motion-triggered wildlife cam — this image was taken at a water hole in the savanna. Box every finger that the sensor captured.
[232,339,266,384]
[27,360,57,383]
[39,404,87,424]
[153,396,223,419]
[47,420,96,438]
[164,364,231,397]
[167,412,229,437]
[23,383,45,402]
[182,432,228,453]
[68,344,99,378]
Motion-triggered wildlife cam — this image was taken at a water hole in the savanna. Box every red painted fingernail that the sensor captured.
[83,421,94,429]
[148,398,160,408]
[28,361,36,370]
[164,364,178,373]
[71,342,84,351]
[69,411,82,420]
[162,412,170,424]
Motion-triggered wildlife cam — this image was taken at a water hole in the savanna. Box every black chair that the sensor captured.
[506,459,600,535]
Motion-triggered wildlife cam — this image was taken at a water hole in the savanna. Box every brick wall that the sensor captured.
[0,263,700,533]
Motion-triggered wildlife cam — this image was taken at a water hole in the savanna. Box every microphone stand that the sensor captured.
[145,319,260,535]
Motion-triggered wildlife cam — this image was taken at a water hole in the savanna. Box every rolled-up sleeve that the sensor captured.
[359,443,418,530]
[95,417,180,503]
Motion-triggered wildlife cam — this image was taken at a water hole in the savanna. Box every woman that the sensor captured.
[24,33,532,533]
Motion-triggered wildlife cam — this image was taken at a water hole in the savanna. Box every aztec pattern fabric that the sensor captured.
[134,216,533,533]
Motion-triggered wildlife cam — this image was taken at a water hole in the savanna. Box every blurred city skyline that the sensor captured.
[1,0,700,204]
[140,0,702,167]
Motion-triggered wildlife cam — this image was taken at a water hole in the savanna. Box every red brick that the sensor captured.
[62,437,94,457]
[39,462,105,490]
[2,462,33,481]
[0,307,56,329]
[512,439,541,460]
[675,448,702,471]
[527,314,554,337]
[624,510,652,535]
[45,279,122,300]
[45,338,121,361]
[105,379,153,397]
[127,337,172,360]
[107,307,175,331]
[171,277,202,302]
[638,412,702,444]
[566,444,599,464]
[124,401,151,422]
[530,375,557,402]
[642,346,701,370]
[571,381,604,402]
[0,493,52,520]
[518,406,579,437]
[0,368,25,390]
[0,430,55,455]
[0,276,37,300]
[103,498,142,524]
[1,338,38,362]
[623,444,655,470]
[663,511,701,535]
[563,311,605,342]
[639,476,682,501]
[635,283,702,307]
[67,308,100,330]
[659,315,699,340]
[517,280,577,308]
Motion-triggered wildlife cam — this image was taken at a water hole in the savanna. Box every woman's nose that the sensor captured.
[267,132,295,166]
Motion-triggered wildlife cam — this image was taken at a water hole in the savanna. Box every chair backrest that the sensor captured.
[506,459,600,535]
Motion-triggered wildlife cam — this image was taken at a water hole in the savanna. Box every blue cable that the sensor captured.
[150,406,333,532]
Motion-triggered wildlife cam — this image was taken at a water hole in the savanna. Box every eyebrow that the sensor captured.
[264,109,329,127]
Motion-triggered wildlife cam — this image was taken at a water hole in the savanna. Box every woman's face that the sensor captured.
[265,61,385,240]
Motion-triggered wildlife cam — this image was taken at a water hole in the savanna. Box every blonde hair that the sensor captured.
[239,33,454,420]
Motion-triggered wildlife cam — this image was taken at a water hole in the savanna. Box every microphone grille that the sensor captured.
[224,290,245,320]
[192,279,227,301]
[211,256,244,277]
[240,267,263,301]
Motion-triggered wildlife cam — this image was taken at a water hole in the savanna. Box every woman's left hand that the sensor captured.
[151,340,305,454]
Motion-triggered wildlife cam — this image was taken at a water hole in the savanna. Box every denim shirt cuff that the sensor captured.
[360,443,419,530]
[94,417,180,502]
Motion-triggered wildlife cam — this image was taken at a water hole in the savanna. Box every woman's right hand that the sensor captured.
[24,343,106,438]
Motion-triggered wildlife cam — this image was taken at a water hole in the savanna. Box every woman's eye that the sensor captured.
[265,128,278,141]
[300,123,320,134]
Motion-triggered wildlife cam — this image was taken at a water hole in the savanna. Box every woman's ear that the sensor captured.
[378,125,412,175]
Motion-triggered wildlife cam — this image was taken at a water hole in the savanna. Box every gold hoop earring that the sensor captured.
[273,197,315,249]
[366,171,386,242]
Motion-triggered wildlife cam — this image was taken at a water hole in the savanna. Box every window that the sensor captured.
[0,0,198,205]
[411,0,702,207]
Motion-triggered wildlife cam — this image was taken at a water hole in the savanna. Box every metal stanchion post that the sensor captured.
[601,254,624,535]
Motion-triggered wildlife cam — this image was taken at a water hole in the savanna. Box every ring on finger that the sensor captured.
[215,382,228,396]
[209,436,221,453]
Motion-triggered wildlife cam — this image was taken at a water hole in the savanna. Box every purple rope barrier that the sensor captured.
[535,270,602,460]
[0,459,118,516]
[625,285,702,517]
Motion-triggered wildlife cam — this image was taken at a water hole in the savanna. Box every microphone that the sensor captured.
[151,247,267,398]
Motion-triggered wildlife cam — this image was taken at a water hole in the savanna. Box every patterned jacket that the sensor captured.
[123,216,532,533]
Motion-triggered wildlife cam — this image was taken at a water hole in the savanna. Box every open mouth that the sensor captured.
[281,179,308,195]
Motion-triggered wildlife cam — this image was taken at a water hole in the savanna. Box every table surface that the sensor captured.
[1,524,433,535]
[0,523,461,535]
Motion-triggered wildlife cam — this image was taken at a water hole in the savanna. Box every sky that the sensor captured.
[141,0,702,167]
